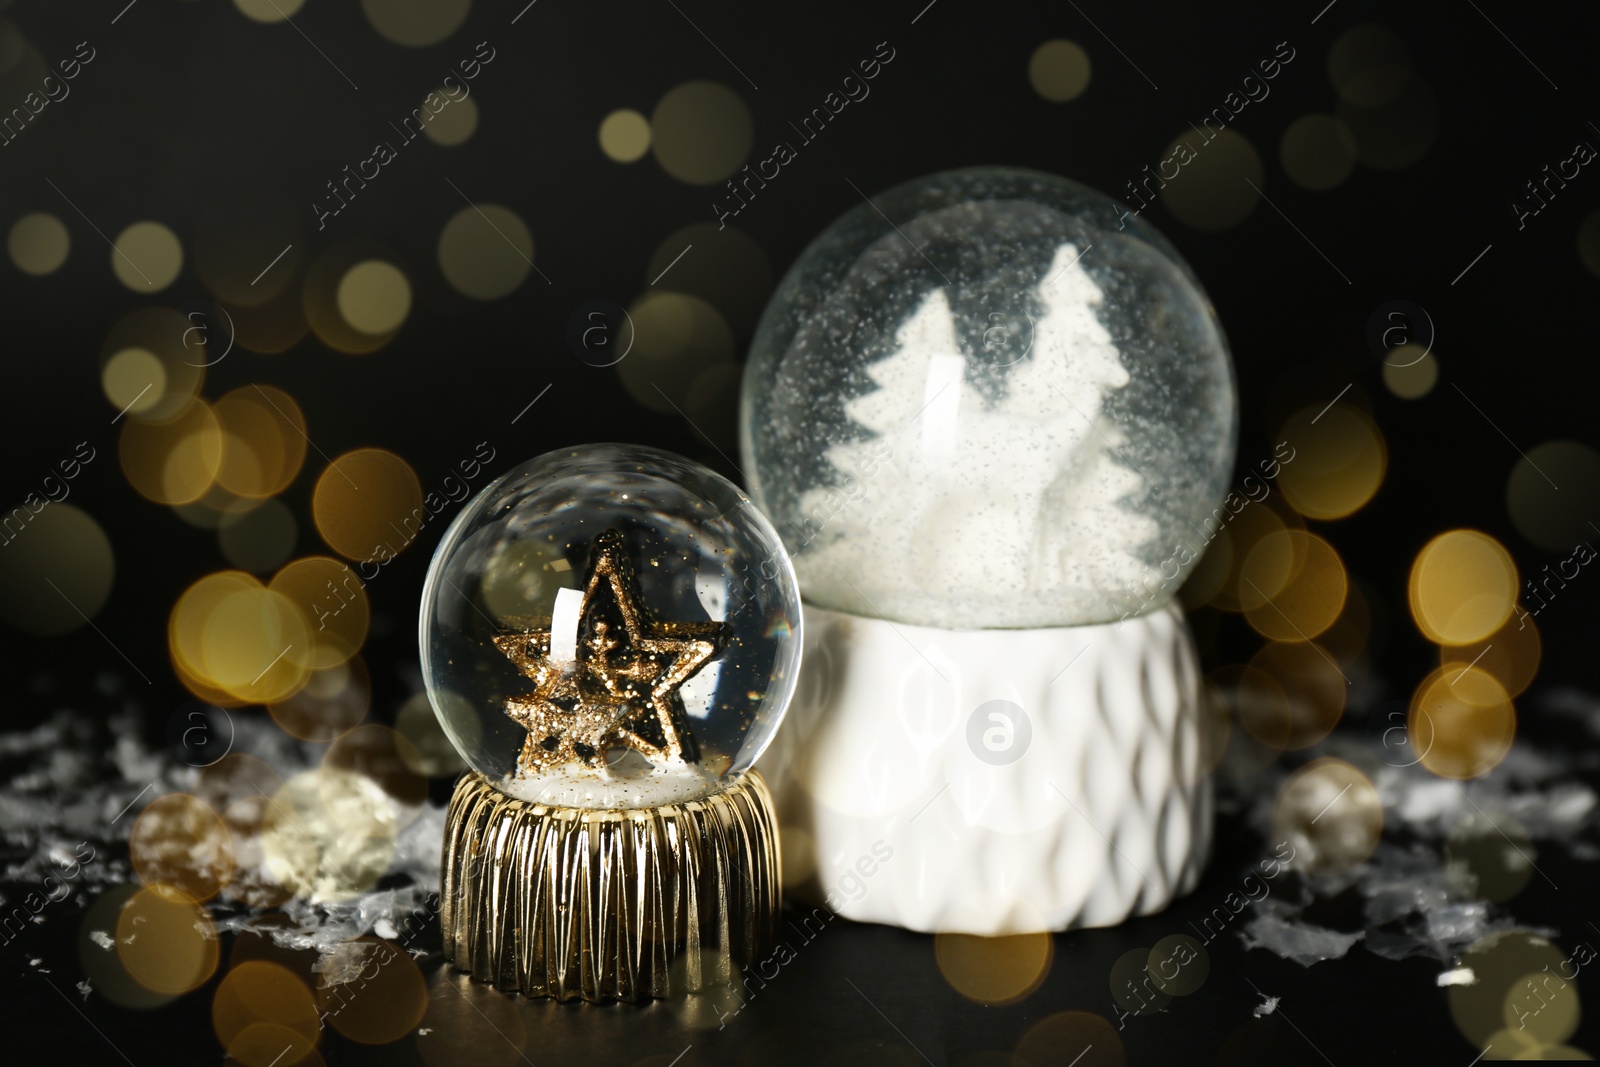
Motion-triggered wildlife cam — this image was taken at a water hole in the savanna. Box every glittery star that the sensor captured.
[493,528,725,775]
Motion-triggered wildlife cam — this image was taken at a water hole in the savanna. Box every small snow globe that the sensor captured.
[420,443,802,810]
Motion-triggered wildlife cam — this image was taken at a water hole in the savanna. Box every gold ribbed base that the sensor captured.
[440,770,779,1002]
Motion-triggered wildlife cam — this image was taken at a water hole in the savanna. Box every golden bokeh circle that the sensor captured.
[115,886,221,994]
[1327,24,1411,107]
[1446,811,1535,903]
[1204,503,1299,612]
[361,0,470,47]
[1158,129,1263,232]
[1248,640,1347,750]
[1243,530,1348,642]
[1440,613,1540,699]
[322,725,427,829]
[1450,932,1569,1049]
[270,556,369,670]
[312,448,424,564]
[234,0,306,22]
[170,571,263,706]
[1014,1011,1123,1067]
[130,793,235,902]
[1272,758,1382,875]
[1410,665,1516,780]
[270,657,372,743]
[651,80,753,185]
[228,1022,320,1067]
[100,306,206,421]
[0,503,115,637]
[219,498,300,574]
[617,291,735,412]
[438,203,534,300]
[599,108,652,162]
[119,396,224,505]
[645,222,774,340]
[111,220,184,291]
[78,885,181,1010]
[337,259,413,335]
[1409,529,1518,645]
[103,347,169,418]
[203,584,314,704]
[423,93,478,146]
[8,211,69,274]
[1028,39,1092,102]
[1382,345,1438,399]
[934,931,1052,1005]
[1276,403,1387,519]
[198,753,284,816]
[1506,440,1600,553]
[1147,934,1209,997]
[304,244,407,355]
[1279,113,1357,191]
[213,960,321,1055]
[315,938,429,1043]
[214,385,309,499]
[1109,946,1170,1016]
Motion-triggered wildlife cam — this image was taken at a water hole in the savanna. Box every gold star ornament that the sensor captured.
[493,528,727,776]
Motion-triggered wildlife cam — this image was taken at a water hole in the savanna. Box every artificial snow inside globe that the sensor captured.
[743,167,1237,935]
[421,444,800,1000]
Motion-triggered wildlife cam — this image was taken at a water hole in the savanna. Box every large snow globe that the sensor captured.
[743,167,1235,934]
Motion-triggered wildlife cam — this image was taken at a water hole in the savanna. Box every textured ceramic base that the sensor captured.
[756,602,1211,935]
[440,770,779,1001]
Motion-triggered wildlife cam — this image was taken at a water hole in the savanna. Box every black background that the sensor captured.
[2,0,1598,1063]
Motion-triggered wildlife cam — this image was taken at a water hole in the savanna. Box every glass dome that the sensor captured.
[741,166,1237,629]
[420,444,802,808]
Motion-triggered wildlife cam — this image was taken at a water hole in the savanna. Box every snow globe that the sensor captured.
[743,167,1235,934]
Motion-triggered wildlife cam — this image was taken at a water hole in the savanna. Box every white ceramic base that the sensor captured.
[756,602,1211,935]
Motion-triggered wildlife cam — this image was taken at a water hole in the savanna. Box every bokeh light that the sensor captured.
[130,793,235,902]
[1147,934,1209,997]
[423,91,478,146]
[438,204,534,300]
[1446,811,1536,903]
[8,211,69,274]
[1158,129,1263,232]
[1409,529,1518,645]
[1277,403,1387,519]
[395,692,467,776]
[312,448,424,563]
[645,222,773,340]
[168,570,313,706]
[337,259,412,335]
[233,0,306,22]
[598,108,651,162]
[1381,344,1438,399]
[1506,440,1600,553]
[322,725,427,828]
[1242,530,1348,641]
[315,938,429,1043]
[79,885,180,1009]
[116,886,221,995]
[617,291,735,413]
[212,960,321,1060]
[1248,640,1347,750]
[100,307,205,421]
[1028,39,1092,102]
[934,931,1052,1004]
[1410,665,1516,780]
[1272,758,1382,874]
[1014,1011,1123,1067]
[1450,932,1571,1050]
[269,556,369,669]
[1327,25,1411,107]
[1437,607,1539,704]
[213,385,310,499]
[270,657,372,742]
[1279,113,1357,191]
[119,396,224,506]
[111,220,184,291]
[650,81,752,185]
[260,769,397,902]
[102,347,168,418]
[304,244,409,354]
[361,0,470,47]
[0,503,114,636]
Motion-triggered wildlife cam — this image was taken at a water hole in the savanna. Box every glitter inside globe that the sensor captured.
[420,444,802,808]
[741,166,1237,628]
